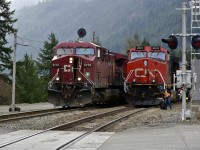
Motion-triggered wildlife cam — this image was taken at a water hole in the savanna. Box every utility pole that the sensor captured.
[10,31,28,112]
[181,2,188,120]
[10,31,18,112]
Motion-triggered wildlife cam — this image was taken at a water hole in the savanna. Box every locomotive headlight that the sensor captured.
[69,57,73,63]
[56,77,60,81]
[152,79,155,83]
[77,77,81,81]
[133,78,136,83]
[144,60,147,66]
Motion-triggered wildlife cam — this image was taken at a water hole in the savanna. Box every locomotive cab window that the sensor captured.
[76,48,94,55]
[56,48,73,56]
[130,52,146,60]
[148,52,166,61]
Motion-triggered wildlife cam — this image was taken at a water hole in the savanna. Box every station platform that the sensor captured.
[0,124,200,149]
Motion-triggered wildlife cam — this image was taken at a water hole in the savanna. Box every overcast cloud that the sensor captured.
[10,0,44,10]
[9,0,92,10]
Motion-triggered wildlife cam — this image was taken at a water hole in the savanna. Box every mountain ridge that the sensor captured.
[13,0,187,59]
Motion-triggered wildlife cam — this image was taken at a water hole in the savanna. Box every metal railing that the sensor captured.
[123,69,166,92]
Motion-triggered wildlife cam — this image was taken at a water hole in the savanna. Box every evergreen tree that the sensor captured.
[0,0,17,80]
[16,54,47,103]
[125,33,141,52]
[125,34,151,53]
[37,32,58,79]
[141,38,150,46]
[36,33,58,101]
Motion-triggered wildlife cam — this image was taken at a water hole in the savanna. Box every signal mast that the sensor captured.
[162,1,200,120]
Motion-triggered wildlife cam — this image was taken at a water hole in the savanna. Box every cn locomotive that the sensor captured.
[124,46,179,106]
[48,29,127,107]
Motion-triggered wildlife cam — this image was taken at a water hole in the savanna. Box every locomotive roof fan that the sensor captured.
[78,28,86,40]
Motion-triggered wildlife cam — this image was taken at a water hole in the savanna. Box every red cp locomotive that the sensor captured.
[48,29,127,107]
[124,46,179,106]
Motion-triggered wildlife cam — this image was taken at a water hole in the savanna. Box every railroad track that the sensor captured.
[0,107,149,149]
[0,108,67,123]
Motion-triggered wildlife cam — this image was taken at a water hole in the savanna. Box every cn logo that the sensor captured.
[135,68,155,78]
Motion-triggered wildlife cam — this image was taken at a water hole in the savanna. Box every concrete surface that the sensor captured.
[0,130,114,150]
[98,124,200,150]
[0,102,54,115]
[1,124,200,149]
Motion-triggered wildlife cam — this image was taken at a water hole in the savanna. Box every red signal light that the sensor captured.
[191,35,200,50]
[162,35,178,50]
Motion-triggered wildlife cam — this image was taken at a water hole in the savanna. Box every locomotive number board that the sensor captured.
[136,46,144,50]
[151,46,160,50]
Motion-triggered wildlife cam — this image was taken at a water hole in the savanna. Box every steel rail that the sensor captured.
[56,108,148,150]
[0,106,132,148]
[0,108,64,123]
[51,107,132,130]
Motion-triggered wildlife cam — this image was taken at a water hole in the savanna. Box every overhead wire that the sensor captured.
[16,35,44,58]
[17,35,44,44]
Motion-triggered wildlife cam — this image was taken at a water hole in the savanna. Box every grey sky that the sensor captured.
[10,0,44,10]
[9,0,93,10]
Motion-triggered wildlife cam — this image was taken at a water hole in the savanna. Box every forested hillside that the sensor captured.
[13,0,188,57]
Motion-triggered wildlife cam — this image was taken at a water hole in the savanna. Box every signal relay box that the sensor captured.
[176,70,191,88]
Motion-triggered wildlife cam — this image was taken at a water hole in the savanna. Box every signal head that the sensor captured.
[191,35,200,50]
[162,35,178,50]
[78,28,86,38]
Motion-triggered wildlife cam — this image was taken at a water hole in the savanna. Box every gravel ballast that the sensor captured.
[0,102,199,135]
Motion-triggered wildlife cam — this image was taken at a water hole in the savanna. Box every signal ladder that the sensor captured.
[191,0,200,30]
[190,0,200,113]
[191,0,200,56]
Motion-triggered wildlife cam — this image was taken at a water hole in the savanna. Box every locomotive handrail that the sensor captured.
[124,69,166,92]
[51,69,60,82]
[125,70,135,83]
[151,69,166,89]
[78,68,94,86]
[48,69,60,88]
[124,70,135,92]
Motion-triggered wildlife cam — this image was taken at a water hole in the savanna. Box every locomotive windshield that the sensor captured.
[76,48,94,55]
[130,52,146,60]
[148,52,165,61]
[56,48,73,56]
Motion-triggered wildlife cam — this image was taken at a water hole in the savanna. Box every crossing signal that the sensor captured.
[162,35,178,50]
[191,35,200,50]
